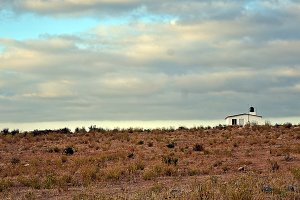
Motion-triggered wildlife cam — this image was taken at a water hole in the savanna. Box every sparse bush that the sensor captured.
[48,146,60,153]
[1,128,9,135]
[283,122,292,129]
[0,179,13,192]
[10,129,19,135]
[291,168,300,180]
[128,161,145,173]
[213,160,223,167]
[43,173,57,189]
[193,143,204,151]
[191,183,215,199]
[270,161,279,172]
[80,166,98,185]
[162,155,178,166]
[178,126,188,131]
[127,152,134,159]
[143,165,163,180]
[11,157,20,165]
[18,177,42,189]
[103,167,124,181]
[61,156,68,163]
[75,127,87,134]
[147,141,153,147]
[137,140,144,145]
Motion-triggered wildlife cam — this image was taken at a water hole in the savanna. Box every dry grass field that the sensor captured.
[0,124,299,199]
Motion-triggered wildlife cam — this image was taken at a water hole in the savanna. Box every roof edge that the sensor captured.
[225,113,262,119]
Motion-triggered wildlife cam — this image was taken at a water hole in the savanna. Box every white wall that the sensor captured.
[226,115,264,126]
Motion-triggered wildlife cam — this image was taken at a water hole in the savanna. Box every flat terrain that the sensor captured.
[0,125,299,199]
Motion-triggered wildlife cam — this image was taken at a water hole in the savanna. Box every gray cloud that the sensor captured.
[1,1,300,122]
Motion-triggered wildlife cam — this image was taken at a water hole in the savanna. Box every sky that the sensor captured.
[1,0,300,123]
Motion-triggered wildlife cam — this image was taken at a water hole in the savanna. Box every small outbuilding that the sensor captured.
[225,107,264,126]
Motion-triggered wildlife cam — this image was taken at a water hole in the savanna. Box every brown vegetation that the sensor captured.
[0,124,299,199]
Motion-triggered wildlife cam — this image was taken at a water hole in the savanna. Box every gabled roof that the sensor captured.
[225,113,262,119]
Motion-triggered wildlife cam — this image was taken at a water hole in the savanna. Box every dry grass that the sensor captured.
[0,125,299,199]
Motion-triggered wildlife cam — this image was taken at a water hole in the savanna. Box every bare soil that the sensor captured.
[0,125,299,199]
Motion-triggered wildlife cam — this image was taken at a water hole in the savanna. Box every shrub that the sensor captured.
[270,161,279,172]
[283,122,292,129]
[10,129,19,135]
[147,141,154,147]
[48,146,60,153]
[0,179,13,192]
[127,153,134,159]
[80,166,98,185]
[166,142,175,149]
[162,155,178,166]
[104,167,123,181]
[61,156,68,163]
[128,161,145,173]
[63,147,74,155]
[143,165,163,180]
[18,176,42,189]
[191,183,215,199]
[11,157,20,165]
[75,127,87,134]
[137,140,144,145]
[291,168,300,180]
[178,126,188,131]
[1,128,9,135]
[193,143,204,151]
[44,173,57,189]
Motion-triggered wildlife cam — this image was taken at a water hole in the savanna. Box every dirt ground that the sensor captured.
[0,124,299,199]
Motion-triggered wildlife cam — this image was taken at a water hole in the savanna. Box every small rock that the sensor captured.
[262,185,273,193]
[284,154,293,161]
[169,188,181,197]
[287,185,295,192]
[238,166,245,171]
[24,163,30,167]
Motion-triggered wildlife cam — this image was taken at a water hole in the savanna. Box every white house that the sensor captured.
[225,107,264,126]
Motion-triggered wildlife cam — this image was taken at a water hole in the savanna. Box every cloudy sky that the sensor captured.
[1,0,300,123]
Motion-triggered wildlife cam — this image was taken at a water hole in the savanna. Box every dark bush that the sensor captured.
[137,140,144,145]
[178,126,188,131]
[75,127,87,134]
[59,127,71,134]
[127,153,134,159]
[283,122,292,129]
[166,142,175,148]
[11,157,20,165]
[147,141,153,147]
[271,161,279,172]
[1,128,9,135]
[10,129,19,135]
[63,147,74,155]
[193,143,204,151]
[88,125,106,133]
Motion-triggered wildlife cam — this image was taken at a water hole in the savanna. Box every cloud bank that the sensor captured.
[0,0,300,122]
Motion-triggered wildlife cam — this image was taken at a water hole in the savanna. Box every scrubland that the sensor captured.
[0,124,299,199]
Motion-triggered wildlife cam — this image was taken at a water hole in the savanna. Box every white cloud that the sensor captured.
[1,0,300,121]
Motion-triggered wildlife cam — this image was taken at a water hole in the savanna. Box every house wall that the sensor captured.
[226,115,264,126]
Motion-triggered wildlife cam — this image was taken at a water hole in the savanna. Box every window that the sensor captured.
[232,119,237,125]
[239,119,244,126]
